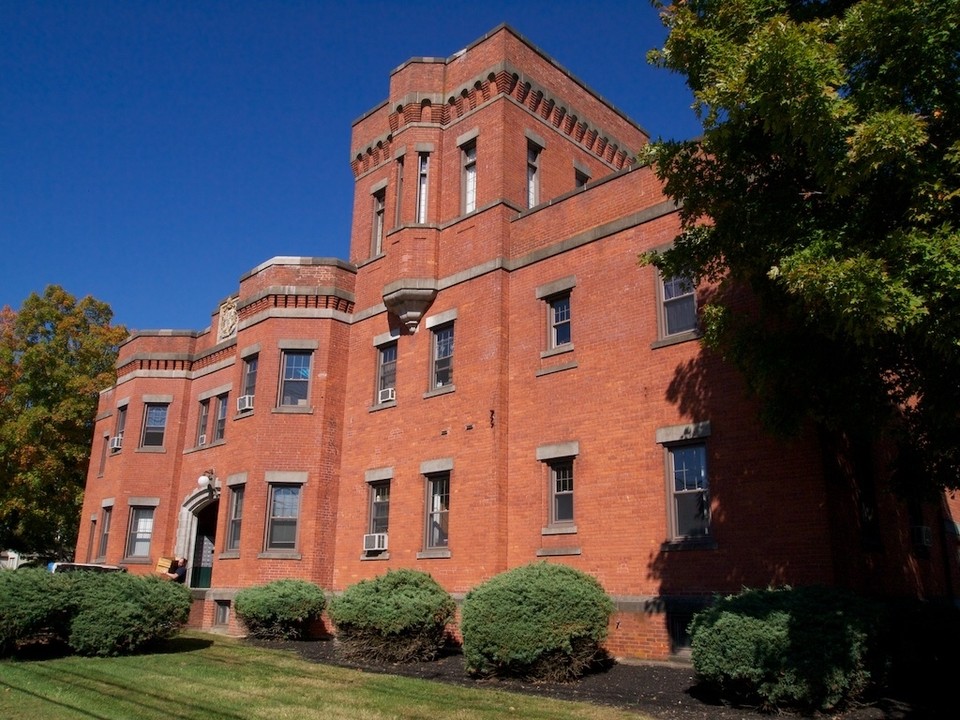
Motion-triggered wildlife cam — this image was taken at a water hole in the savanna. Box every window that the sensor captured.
[549,294,571,348]
[372,188,386,255]
[416,152,429,223]
[669,444,709,539]
[141,403,168,447]
[266,484,300,550]
[369,481,390,535]
[461,141,477,213]
[97,506,111,559]
[242,354,258,397]
[279,351,311,407]
[661,274,697,336]
[112,405,127,451]
[214,600,230,626]
[226,485,244,551]
[527,141,541,207]
[395,156,404,226]
[376,342,397,403]
[125,507,154,558]
[432,324,454,389]
[425,473,449,549]
[213,393,229,441]
[196,400,210,446]
[550,459,575,525]
[97,435,109,475]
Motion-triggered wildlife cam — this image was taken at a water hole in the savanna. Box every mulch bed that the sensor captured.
[246,637,932,720]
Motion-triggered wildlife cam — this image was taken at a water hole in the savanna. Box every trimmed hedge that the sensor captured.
[329,569,455,662]
[0,569,191,657]
[234,579,326,640]
[689,586,883,711]
[460,562,614,681]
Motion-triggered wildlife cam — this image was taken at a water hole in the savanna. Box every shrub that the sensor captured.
[67,573,192,656]
[460,562,614,681]
[0,568,76,654]
[329,569,455,662]
[234,579,326,640]
[689,586,883,712]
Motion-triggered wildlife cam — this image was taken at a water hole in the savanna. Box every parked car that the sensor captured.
[49,562,126,573]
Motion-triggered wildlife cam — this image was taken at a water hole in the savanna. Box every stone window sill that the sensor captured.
[416,548,451,559]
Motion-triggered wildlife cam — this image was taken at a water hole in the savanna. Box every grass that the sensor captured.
[0,632,649,720]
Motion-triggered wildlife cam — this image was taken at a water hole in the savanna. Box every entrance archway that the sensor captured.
[178,486,220,590]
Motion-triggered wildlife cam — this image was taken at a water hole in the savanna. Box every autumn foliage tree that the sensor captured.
[0,286,126,558]
[645,0,960,492]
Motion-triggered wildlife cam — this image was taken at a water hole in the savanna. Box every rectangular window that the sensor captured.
[266,484,300,550]
[125,507,154,558]
[214,600,230,626]
[669,444,709,539]
[549,294,572,348]
[661,275,697,336]
[369,481,390,535]
[395,156,404,226]
[425,473,450,549]
[550,459,575,524]
[527,142,541,208]
[416,152,429,223]
[242,355,258,397]
[97,506,111,559]
[377,342,397,403]
[214,393,229,441]
[97,435,109,475]
[461,141,477,213]
[141,403,168,447]
[197,400,210,446]
[372,188,386,255]
[432,324,454,389]
[279,351,311,407]
[112,405,127,451]
[227,485,244,551]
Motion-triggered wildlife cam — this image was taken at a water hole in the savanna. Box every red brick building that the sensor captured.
[75,25,960,659]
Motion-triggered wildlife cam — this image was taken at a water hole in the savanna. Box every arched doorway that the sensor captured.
[191,501,218,588]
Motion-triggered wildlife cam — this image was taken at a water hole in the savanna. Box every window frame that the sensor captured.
[213,393,229,441]
[376,341,397,404]
[242,354,258,397]
[461,140,477,214]
[430,323,454,390]
[96,506,112,560]
[416,152,429,224]
[265,483,300,552]
[656,422,713,546]
[226,484,244,551]
[368,480,390,536]
[140,403,168,448]
[196,399,210,446]
[424,472,450,551]
[548,293,572,349]
[526,141,541,208]
[371,187,386,256]
[667,442,710,541]
[278,350,312,408]
[124,506,154,559]
[658,273,698,339]
[394,155,404,226]
[112,405,127,451]
[549,458,575,526]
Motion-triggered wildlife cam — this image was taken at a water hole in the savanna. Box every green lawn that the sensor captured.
[0,633,649,720]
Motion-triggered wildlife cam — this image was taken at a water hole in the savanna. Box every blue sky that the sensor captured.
[1,1,700,332]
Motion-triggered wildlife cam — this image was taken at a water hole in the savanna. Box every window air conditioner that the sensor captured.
[110,434,123,450]
[363,533,388,552]
[378,387,396,404]
[237,395,255,412]
[911,525,933,547]
[197,434,206,446]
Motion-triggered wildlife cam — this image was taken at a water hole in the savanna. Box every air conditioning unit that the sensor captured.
[237,395,255,412]
[378,387,396,404]
[109,434,123,450]
[911,525,933,547]
[197,434,206,446]
[363,533,388,552]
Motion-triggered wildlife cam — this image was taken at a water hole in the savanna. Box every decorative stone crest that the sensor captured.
[217,297,239,340]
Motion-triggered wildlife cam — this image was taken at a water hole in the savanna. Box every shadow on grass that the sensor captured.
[7,633,214,662]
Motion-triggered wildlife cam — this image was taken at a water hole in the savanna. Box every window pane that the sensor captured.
[126,507,154,557]
[427,476,449,548]
[268,485,300,550]
[552,461,574,523]
[663,276,696,335]
[671,444,709,538]
[227,486,244,550]
[370,482,390,534]
[378,343,397,393]
[243,356,258,396]
[551,295,571,347]
[433,326,454,387]
[281,352,311,406]
[142,404,167,446]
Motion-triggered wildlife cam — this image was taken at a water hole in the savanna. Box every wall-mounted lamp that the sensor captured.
[198,469,216,493]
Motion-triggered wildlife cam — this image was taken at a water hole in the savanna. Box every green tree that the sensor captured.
[0,286,126,558]
[645,0,960,491]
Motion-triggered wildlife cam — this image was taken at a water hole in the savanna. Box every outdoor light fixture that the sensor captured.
[197,469,216,491]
